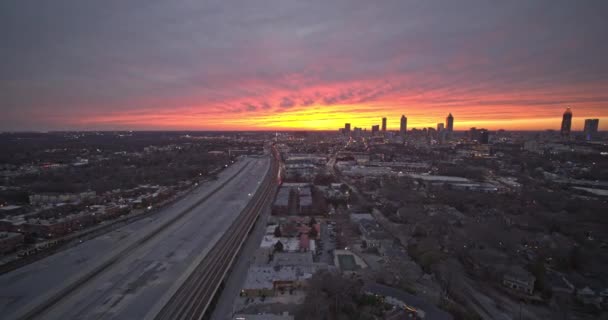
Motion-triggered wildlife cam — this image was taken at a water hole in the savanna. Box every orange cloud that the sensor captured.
[63,78,608,131]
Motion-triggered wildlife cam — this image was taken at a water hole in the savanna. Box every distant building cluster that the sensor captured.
[338,107,601,144]
[265,113,606,319]
[0,184,179,256]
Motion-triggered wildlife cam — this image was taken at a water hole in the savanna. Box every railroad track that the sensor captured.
[13,160,256,320]
[153,154,279,320]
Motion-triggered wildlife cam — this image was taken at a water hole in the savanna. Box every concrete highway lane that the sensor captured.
[0,156,270,320]
[151,155,278,320]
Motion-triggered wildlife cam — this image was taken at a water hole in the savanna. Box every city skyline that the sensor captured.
[339,108,601,133]
[2,1,608,131]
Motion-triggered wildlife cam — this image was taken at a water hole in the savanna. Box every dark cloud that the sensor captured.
[0,0,607,130]
[243,101,272,112]
[243,103,258,112]
[301,98,315,106]
[279,97,295,109]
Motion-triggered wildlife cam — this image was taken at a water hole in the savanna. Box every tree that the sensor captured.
[569,246,583,271]
[308,227,318,239]
[309,217,317,227]
[274,225,282,237]
[339,184,350,193]
[274,240,284,252]
[530,259,551,298]
[314,173,335,186]
[296,270,381,320]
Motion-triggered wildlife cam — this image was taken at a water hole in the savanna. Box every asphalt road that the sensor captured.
[0,156,270,320]
[151,155,278,320]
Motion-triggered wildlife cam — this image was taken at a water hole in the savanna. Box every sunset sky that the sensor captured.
[1,0,607,131]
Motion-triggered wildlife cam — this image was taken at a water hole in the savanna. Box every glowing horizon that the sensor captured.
[64,91,608,131]
[63,105,608,132]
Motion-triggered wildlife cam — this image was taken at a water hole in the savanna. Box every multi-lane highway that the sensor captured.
[152,151,279,320]
[0,154,277,320]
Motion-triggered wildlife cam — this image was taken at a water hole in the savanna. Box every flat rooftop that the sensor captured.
[259,235,300,252]
[0,232,23,239]
[337,255,358,271]
[349,213,374,223]
[408,174,470,183]
[272,252,313,266]
[243,266,313,290]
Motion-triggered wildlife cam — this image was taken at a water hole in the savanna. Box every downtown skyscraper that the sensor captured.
[561,107,572,138]
[584,118,599,141]
[446,113,454,132]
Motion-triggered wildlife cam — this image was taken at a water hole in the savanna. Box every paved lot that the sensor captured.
[0,156,270,320]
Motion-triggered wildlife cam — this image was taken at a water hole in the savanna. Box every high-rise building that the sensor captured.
[479,129,489,144]
[438,131,446,144]
[382,117,387,132]
[446,113,454,132]
[584,118,599,141]
[561,107,572,138]
[344,123,351,135]
[437,123,444,132]
[469,127,478,141]
[400,115,407,135]
[372,125,380,135]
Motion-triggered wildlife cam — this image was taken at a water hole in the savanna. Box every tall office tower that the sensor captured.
[469,127,478,141]
[382,117,387,132]
[438,130,447,144]
[561,107,573,138]
[584,118,599,141]
[446,113,454,132]
[479,129,489,144]
[344,123,351,135]
[372,125,380,135]
[400,115,407,135]
[437,123,444,132]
